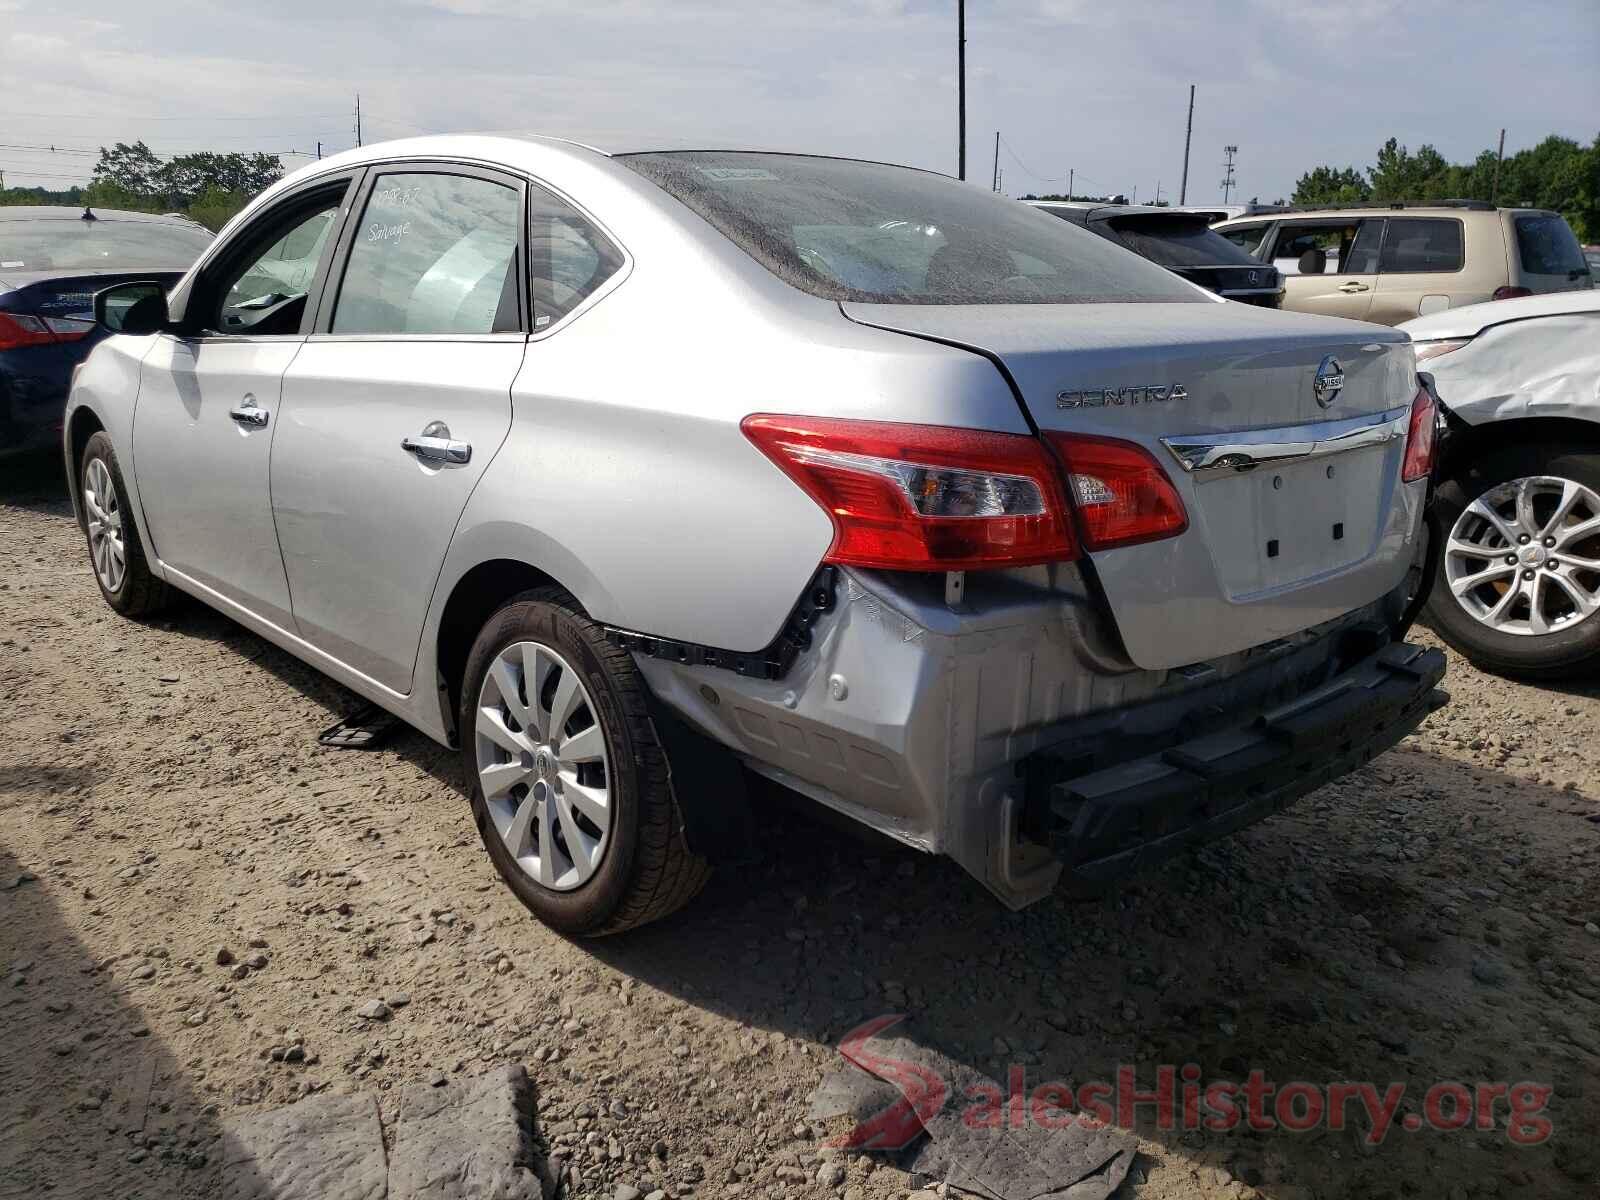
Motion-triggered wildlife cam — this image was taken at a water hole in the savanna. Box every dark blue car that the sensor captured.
[1,206,213,460]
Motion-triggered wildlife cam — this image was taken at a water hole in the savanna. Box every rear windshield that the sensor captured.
[1103,214,1261,268]
[0,216,213,272]
[620,152,1204,305]
[1514,214,1588,277]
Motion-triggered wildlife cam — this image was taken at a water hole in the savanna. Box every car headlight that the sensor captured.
[1412,338,1470,364]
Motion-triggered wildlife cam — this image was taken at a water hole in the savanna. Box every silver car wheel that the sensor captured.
[1445,475,1600,637]
[474,640,611,892]
[83,457,127,594]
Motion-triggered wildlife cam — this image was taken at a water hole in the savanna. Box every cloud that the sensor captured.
[0,0,1594,202]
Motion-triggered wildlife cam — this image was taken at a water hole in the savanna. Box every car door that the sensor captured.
[1269,218,1382,321]
[271,165,527,693]
[131,175,357,629]
[1368,217,1466,323]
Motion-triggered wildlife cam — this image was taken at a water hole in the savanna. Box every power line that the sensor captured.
[5,110,347,122]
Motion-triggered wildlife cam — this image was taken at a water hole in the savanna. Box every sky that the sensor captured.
[2,0,1596,204]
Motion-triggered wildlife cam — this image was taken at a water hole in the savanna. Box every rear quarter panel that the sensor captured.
[436,155,1028,653]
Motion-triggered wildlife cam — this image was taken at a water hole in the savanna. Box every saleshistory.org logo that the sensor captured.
[1057,383,1188,410]
[828,1017,1555,1150]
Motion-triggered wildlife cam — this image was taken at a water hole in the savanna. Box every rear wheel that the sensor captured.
[80,431,170,617]
[459,588,709,935]
[1424,442,1600,678]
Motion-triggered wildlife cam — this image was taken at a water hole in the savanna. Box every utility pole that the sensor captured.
[1220,144,1238,203]
[1067,168,1073,201]
[1155,179,1163,205]
[354,94,363,148]
[992,131,1000,192]
[316,141,323,160]
[957,0,966,180]
[1179,84,1194,204]
[1491,127,1505,204]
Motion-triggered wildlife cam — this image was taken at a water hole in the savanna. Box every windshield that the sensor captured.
[621,152,1204,305]
[1105,214,1263,269]
[0,216,213,272]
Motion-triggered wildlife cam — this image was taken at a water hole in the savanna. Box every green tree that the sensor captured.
[1291,166,1371,206]
[186,185,251,232]
[156,152,282,207]
[91,141,163,195]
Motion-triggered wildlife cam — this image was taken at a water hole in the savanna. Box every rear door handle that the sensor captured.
[401,420,472,465]
[1338,281,1370,293]
[229,401,269,427]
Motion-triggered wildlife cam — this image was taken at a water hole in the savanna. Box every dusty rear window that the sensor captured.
[1514,214,1587,277]
[0,217,212,271]
[621,152,1204,305]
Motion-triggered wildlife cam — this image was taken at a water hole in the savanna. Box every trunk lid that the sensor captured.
[842,300,1423,671]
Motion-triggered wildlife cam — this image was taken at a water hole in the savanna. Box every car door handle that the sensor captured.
[401,421,471,465]
[229,403,269,427]
[1338,281,1370,293]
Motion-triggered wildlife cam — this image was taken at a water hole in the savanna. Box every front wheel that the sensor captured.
[80,431,170,617]
[458,588,709,935]
[1423,443,1600,678]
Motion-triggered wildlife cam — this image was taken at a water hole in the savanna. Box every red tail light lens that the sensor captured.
[1492,286,1533,301]
[1401,385,1437,482]
[1045,433,1189,551]
[0,312,58,351]
[741,414,1078,570]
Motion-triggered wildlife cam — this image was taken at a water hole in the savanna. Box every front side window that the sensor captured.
[1271,222,1361,275]
[620,151,1202,305]
[332,172,523,335]
[1378,218,1463,274]
[528,187,624,328]
[1514,214,1587,276]
[212,197,343,334]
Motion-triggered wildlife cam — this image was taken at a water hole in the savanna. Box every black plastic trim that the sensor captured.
[606,567,837,680]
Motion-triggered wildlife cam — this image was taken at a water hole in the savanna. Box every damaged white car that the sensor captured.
[1405,290,1600,677]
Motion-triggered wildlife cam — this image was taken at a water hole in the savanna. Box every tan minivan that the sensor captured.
[1215,202,1593,325]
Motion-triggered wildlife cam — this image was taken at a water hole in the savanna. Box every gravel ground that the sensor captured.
[2,464,1597,1200]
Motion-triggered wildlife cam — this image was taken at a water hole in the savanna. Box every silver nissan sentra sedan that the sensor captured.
[64,135,1446,934]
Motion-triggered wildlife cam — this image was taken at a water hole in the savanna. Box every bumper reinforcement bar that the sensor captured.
[1042,642,1447,883]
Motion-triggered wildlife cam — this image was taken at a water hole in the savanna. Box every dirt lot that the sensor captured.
[2,464,1597,1200]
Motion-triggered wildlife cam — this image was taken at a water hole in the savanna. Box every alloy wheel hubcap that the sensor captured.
[83,457,126,594]
[1445,475,1600,637]
[474,640,611,891]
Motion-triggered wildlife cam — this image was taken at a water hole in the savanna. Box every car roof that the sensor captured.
[1028,200,1208,224]
[1400,288,1600,340]
[1216,205,1558,226]
[0,205,207,228]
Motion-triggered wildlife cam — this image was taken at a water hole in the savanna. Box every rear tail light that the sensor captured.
[0,312,57,350]
[0,312,93,350]
[1412,337,1469,363]
[1401,385,1438,482]
[741,414,1078,570]
[1492,286,1532,301]
[43,316,94,342]
[1045,433,1190,551]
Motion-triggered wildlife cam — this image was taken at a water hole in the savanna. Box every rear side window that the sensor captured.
[1514,214,1587,276]
[620,151,1202,305]
[332,172,523,335]
[1378,219,1463,274]
[528,187,624,328]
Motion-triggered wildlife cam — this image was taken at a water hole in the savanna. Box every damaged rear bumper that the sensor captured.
[632,566,1445,910]
[1036,641,1446,886]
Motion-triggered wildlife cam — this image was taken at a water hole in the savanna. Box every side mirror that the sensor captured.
[1297,249,1327,276]
[94,281,169,334]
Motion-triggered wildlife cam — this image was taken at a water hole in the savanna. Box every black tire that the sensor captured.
[458,587,709,936]
[79,430,171,618]
[1423,441,1600,679]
